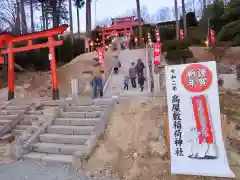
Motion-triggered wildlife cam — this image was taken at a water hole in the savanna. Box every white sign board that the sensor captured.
[165,61,235,178]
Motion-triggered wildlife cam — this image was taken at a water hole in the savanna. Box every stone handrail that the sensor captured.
[0,103,32,137]
[0,111,25,137]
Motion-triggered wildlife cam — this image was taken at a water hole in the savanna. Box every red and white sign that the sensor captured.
[180,29,184,40]
[97,47,104,64]
[165,61,235,178]
[153,43,161,65]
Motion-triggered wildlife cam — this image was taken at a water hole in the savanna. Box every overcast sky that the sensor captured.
[32,0,185,32]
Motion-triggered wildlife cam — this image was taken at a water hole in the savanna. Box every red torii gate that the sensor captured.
[0,25,68,100]
[101,25,133,48]
[100,16,138,50]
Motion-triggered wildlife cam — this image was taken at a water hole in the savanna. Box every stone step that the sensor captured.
[25,111,44,115]
[47,125,94,135]
[40,134,90,145]
[64,105,108,112]
[0,109,25,115]
[32,142,86,155]
[23,115,39,121]
[19,119,37,125]
[23,152,72,164]
[2,105,29,110]
[15,125,31,130]
[74,98,112,105]
[60,111,102,118]
[0,115,17,120]
[0,119,11,125]
[54,118,101,126]
[9,101,33,105]
[11,129,23,136]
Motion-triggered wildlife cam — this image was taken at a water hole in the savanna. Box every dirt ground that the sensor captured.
[189,46,240,65]
[84,96,240,180]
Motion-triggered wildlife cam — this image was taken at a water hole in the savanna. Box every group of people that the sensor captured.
[91,58,146,99]
[124,59,146,92]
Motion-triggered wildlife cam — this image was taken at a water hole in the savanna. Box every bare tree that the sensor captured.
[185,0,194,12]
[155,7,170,21]
[174,0,180,39]
[0,0,20,33]
[19,0,28,34]
[141,5,149,20]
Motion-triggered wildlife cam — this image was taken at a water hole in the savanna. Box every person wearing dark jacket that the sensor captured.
[138,72,146,92]
[114,59,121,74]
[128,61,137,88]
[136,58,145,75]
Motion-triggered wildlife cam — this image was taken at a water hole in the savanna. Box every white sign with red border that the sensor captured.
[165,61,235,178]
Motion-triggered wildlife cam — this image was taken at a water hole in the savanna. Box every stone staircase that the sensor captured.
[0,100,45,139]
[23,98,114,164]
[0,101,33,137]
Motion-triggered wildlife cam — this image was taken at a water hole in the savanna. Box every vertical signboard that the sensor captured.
[165,61,235,178]
[153,43,161,65]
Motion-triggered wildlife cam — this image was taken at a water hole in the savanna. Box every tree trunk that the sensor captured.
[52,0,58,27]
[46,12,49,30]
[89,0,92,32]
[69,0,74,44]
[136,0,142,46]
[30,0,34,32]
[174,0,179,39]
[202,0,206,16]
[19,0,27,34]
[15,1,21,35]
[182,0,187,36]
[41,2,45,30]
[86,0,90,36]
[77,7,80,33]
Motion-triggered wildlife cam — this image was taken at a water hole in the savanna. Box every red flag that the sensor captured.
[153,43,161,65]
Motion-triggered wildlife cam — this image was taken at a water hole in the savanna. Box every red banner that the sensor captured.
[153,43,161,65]
[156,28,161,44]
[209,29,215,46]
[97,47,104,64]
[180,29,184,40]
[0,56,4,64]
